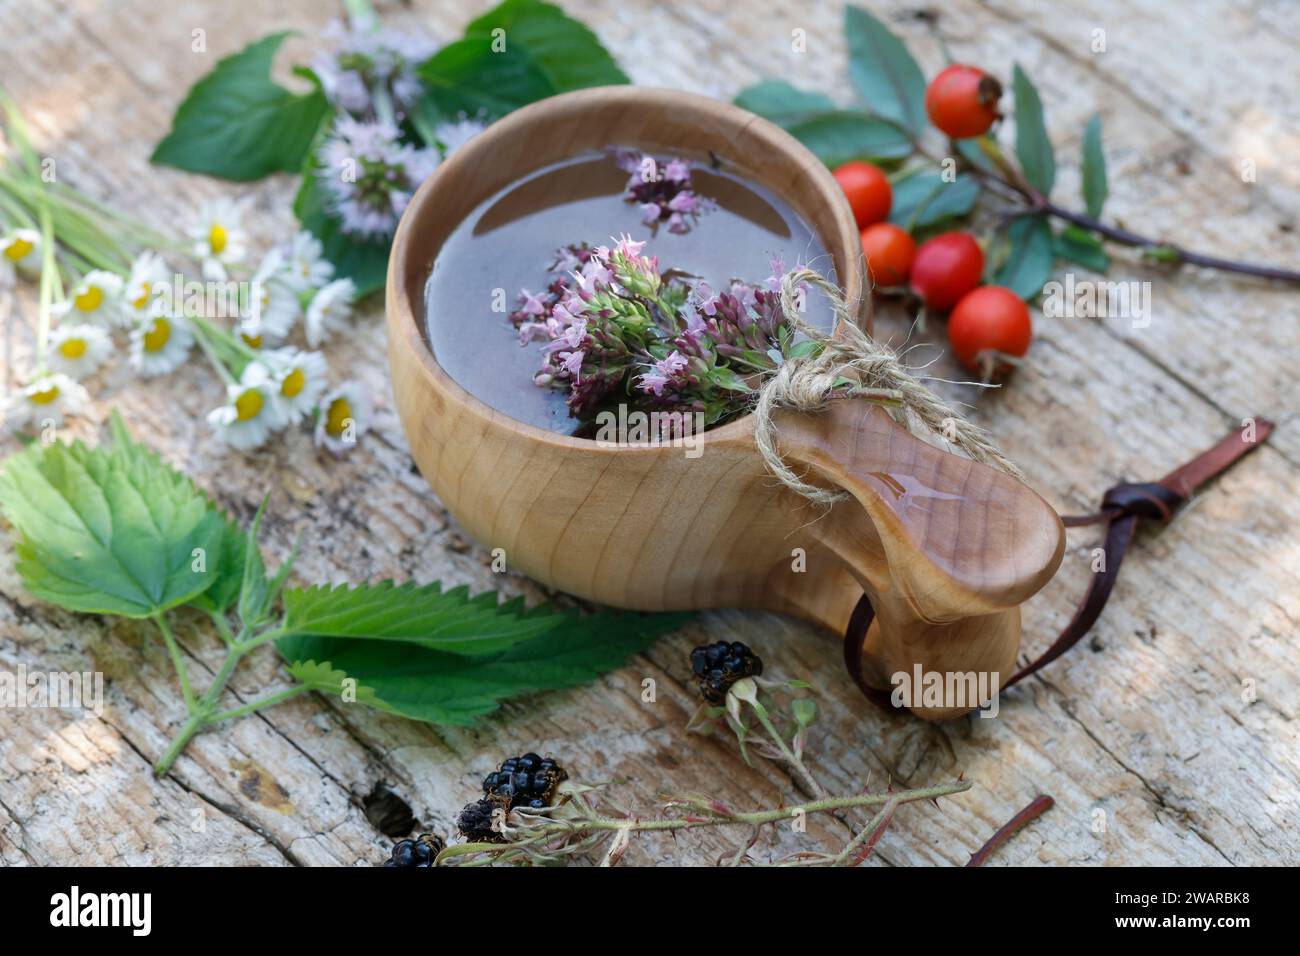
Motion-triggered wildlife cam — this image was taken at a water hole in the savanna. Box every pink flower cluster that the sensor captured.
[509,237,804,431]
[610,150,717,234]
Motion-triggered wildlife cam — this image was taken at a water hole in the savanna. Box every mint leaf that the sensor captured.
[151,33,329,181]
[844,5,927,135]
[281,582,563,656]
[991,215,1054,299]
[889,172,980,229]
[1054,224,1110,273]
[785,112,913,166]
[464,0,628,92]
[1011,64,1055,196]
[1081,113,1107,218]
[277,609,689,725]
[0,418,226,618]
[735,81,836,127]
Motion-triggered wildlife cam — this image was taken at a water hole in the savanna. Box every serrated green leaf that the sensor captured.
[734,81,836,127]
[463,0,628,92]
[1012,64,1055,195]
[0,423,226,618]
[284,659,380,707]
[991,215,1055,299]
[1054,224,1110,272]
[276,609,689,725]
[151,33,329,181]
[785,111,913,167]
[280,581,564,656]
[186,512,247,615]
[844,6,928,135]
[1081,113,1107,218]
[888,172,981,229]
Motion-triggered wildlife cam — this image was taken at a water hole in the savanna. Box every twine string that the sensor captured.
[752,268,1026,506]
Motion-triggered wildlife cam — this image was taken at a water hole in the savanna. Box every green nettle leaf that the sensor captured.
[843,5,928,135]
[0,420,227,618]
[277,610,689,725]
[785,112,913,166]
[734,81,837,127]
[1011,65,1055,196]
[187,513,247,615]
[151,33,329,181]
[1054,224,1110,273]
[464,0,629,92]
[280,582,564,656]
[1081,112,1108,218]
[888,172,981,229]
[992,215,1054,299]
[293,169,389,297]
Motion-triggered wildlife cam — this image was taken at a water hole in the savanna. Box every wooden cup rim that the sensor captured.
[386,85,869,451]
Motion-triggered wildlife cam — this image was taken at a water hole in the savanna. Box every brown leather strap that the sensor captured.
[844,418,1275,710]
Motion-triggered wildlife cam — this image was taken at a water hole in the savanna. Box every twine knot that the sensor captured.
[753,268,1026,506]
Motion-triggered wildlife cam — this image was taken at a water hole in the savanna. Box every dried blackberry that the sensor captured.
[482,753,567,808]
[384,832,445,867]
[690,640,763,703]
[457,798,504,843]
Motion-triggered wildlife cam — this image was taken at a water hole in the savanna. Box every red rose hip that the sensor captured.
[832,161,892,229]
[947,285,1032,374]
[925,65,1002,140]
[860,223,916,287]
[909,232,984,311]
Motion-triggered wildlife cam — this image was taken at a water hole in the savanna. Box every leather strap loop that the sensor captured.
[843,419,1274,712]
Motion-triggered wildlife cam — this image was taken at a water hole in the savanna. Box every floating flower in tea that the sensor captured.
[611,149,717,234]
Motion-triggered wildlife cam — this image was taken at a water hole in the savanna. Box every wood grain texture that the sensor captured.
[0,0,1296,866]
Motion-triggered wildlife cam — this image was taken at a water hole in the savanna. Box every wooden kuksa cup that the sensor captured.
[387,87,1065,719]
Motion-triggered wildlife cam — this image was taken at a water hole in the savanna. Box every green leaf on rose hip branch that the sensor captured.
[785,112,913,167]
[276,609,690,725]
[1054,224,1110,273]
[888,172,981,229]
[463,0,629,92]
[1011,64,1055,196]
[991,214,1054,299]
[280,581,563,656]
[843,5,928,135]
[151,32,329,181]
[1081,112,1108,218]
[734,81,837,127]
[0,415,227,618]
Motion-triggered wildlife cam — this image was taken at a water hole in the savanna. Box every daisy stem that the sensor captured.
[34,202,57,374]
[189,317,238,386]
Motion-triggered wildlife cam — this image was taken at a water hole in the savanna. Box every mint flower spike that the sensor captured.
[610,149,717,234]
[318,116,440,240]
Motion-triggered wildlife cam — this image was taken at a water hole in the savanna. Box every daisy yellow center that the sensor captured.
[281,368,306,398]
[209,223,228,254]
[131,285,153,310]
[59,338,88,359]
[325,398,353,437]
[234,388,264,422]
[241,332,263,348]
[143,318,172,353]
[29,384,60,404]
[4,238,33,261]
[74,285,104,312]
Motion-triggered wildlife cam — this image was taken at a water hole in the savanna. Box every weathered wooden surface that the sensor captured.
[1,0,1296,866]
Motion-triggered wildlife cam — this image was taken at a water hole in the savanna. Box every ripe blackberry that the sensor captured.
[457,798,505,843]
[384,833,445,867]
[481,753,567,809]
[690,641,763,703]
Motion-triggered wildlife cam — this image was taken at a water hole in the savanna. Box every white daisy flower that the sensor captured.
[53,270,125,327]
[123,251,171,324]
[314,380,372,454]
[129,311,194,377]
[48,323,112,378]
[281,230,334,292]
[261,347,329,425]
[189,198,247,280]
[206,361,285,451]
[0,229,41,283]
[304,277,356,347]
[4,374,88,431]
[240,249,300,347]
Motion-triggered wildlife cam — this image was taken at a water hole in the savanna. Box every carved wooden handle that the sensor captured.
[773,399,1065,719]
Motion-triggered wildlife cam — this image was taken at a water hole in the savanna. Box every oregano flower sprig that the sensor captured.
[0,413,689,776]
